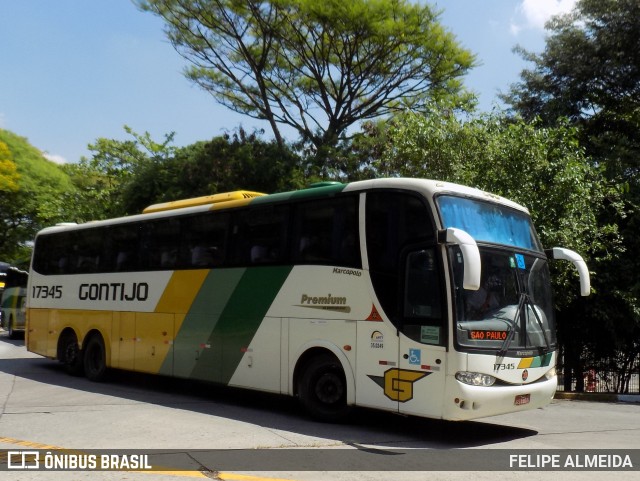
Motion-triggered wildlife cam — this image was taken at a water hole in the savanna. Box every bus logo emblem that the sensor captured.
[368,369,429,402]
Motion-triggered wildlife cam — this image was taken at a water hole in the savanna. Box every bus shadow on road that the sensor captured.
[0,354,537,449]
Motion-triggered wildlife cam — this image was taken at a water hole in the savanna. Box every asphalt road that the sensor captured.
[1,329,638,481]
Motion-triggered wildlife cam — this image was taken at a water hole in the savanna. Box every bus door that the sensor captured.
[395,246,447,418]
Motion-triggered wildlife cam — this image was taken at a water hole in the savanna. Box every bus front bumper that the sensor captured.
[441,374,557,421]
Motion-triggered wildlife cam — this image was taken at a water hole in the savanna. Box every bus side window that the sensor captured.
[404,249,442,320]
[181,212,229,268]
[366,191,435,328]
[108,224,141,272]
[72,228,106,274]
[402,247,446,346]
[142,218,181,270]
[231,206,289,266]
[402,252,445,347]
[292,196,361,268]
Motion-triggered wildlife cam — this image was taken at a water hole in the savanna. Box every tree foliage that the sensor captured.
[63,126,177,220]
[377,111,620,284]
[504,0,640,184]
[0,141,20,193]
[0,130,75,264]
[121,129,306,213]
[503,0,640,385]
[137,0,475,156]
[66,126,306,218]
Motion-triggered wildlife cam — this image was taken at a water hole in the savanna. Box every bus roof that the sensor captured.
[36,178,528,236]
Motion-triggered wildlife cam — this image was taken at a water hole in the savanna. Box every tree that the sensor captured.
[121,129,306,213]
[503,0,640,390]
[503,0,640,184]
[0,130,75,263]
[63,126,176,220]
[377,112,620,274]
[0,141,20,193]
[137,0,475,159]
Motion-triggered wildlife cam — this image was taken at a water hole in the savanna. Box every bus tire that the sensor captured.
[59,331,84,376]
[298,353,351,423]
[83,334,107,382]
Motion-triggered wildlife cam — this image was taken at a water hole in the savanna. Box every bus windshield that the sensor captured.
[451,248,556,354]
[437,195,555,354]
[438,195,542,252]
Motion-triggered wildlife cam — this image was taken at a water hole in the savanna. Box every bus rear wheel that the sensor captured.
[298,354,351,423]
[83,334,107,382]
[59,332,84,376]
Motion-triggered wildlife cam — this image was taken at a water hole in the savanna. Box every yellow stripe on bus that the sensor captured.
[209,198,255,211]
[155,270,209,316]
[517,358,533,369]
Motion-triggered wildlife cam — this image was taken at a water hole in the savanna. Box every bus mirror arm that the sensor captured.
[546,247,591,296]
[438,228,481,291]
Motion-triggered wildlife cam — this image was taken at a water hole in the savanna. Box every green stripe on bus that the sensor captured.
[250,183,346,205]
[537,353,553,368]
[163,268,245,378]
[189,265,293,384]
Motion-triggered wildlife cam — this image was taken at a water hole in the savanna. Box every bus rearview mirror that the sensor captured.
[546,247,591,296]
[438,228,481,291]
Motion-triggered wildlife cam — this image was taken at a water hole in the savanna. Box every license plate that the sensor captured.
[515,394,530,406]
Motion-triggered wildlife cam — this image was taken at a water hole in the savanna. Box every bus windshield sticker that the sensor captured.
[515,253,526,269]
[420,326,440,345]
[370,331,384,349]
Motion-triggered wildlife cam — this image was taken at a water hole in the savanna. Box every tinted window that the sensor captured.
[366,191,434,325]
[70,228,106,274]
[231,206,289,265]
[293,196,360,268]
[438,195,542,252]
[107,224,141,271]
[142,218,181,270]
[180,213,229,268]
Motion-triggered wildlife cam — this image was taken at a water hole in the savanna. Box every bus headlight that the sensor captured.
[455,371,496,387]
[544,367,557,380]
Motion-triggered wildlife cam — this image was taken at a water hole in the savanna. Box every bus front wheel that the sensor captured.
[83,334,107,382]
[298,354,351,422]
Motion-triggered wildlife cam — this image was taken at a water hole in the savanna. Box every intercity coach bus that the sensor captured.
[26,178,590,421]
[0,266,28,338]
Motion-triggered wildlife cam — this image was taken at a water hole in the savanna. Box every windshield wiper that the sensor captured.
[528,296,551,352]
[499,292,551,355]
[498,291,525,356]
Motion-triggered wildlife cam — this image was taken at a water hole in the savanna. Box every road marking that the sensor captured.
[0,436,297,481]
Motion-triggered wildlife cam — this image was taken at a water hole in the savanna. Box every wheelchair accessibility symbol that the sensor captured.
[408,348,421,365]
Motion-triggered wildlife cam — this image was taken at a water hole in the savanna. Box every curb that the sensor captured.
[554,392,640,404]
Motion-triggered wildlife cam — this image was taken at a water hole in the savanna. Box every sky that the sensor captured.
[0,0,578,165]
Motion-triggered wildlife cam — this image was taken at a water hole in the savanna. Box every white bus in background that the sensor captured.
[1,266,28,338]
[27,178,589,421]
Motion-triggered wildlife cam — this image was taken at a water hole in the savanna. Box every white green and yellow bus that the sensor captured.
[26,178,590,421]
[1,266,28,338]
